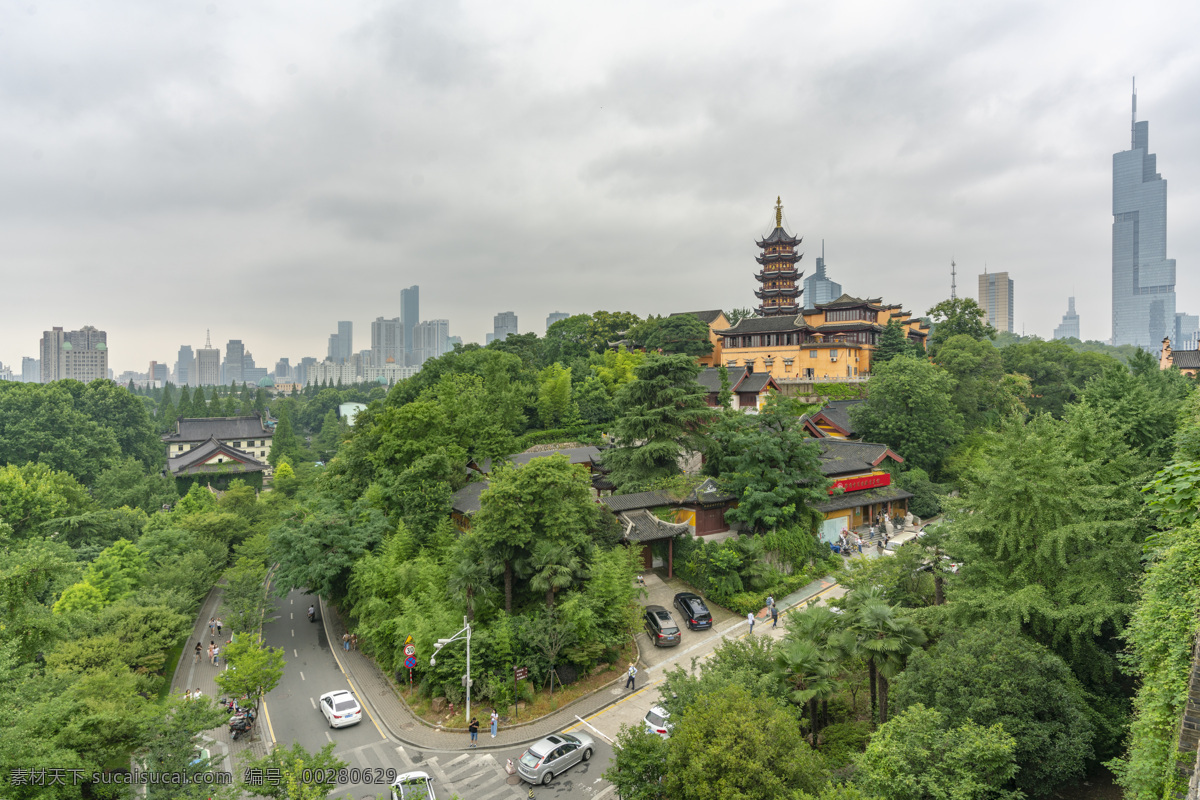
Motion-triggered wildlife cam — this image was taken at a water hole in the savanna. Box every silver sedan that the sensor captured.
[516,731,595,785]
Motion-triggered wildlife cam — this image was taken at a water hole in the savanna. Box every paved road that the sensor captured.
[263,588,613,800]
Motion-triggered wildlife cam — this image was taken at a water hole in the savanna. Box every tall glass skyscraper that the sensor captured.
[1112,82,1177,349]
[802,243,842,310]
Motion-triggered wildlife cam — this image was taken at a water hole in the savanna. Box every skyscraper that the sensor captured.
[1112,81,1177,349]
[546,311,570,330]
[176,345,194,387]
[39,325,108,383]
[371,316,403,366]
[401,286,419,365]
[21,357,39,383]
[327,321,353,363]
[802,243,843,310]
[492,311,518,343]
[413,319,451,365]
[978,270,1014,333]
[1176,313,1200,351]
[196,331,220,386]
[223,339,245,386]
[275,358,292,381]
[1053,297,1081,340]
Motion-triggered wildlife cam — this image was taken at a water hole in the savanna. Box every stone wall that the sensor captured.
[1176,636,1200,798]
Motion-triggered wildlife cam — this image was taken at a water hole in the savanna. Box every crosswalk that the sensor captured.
[329,739,527,800]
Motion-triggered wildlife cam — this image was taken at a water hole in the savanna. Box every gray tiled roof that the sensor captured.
[815,294,883,310]
[601,491,673,513]
[755,227,802,247]
[735,372,777,393]
[813,399,865,436]
[163,416,270,443]
[722,315,809,334]
[817,439,901,476]
[619,509,692,543]
[815,485,913,513]
[451,481,488,515]
[697,367,740,393]
[166,436,269,476]
[685,477,735,505]
[672,310,726,325]
[1173,350,1200,369]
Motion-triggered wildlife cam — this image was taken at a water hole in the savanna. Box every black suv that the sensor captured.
[672,592,713,631]
[643,605,681,647]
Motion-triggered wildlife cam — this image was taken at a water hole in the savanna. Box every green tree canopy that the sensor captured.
[893,626,1096,796]
[926,297,995,356]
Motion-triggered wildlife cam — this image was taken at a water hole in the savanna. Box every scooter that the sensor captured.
[229,707,256,741]
[307,607,316,623]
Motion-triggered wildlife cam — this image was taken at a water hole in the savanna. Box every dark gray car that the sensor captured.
[644,605,681,647]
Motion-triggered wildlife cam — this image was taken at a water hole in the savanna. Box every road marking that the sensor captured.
[300,671,305,681]
[290,612,293,620]
[261,698,277,746]
[291,629,294,637]
[346,676,387,740]
[326,731,333,743]
[294,649,298,658]
[310,697,317,709]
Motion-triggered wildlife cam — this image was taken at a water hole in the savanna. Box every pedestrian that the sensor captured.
[747,611,756,633]
[625,663,638,690]
[207,643,214,664]
[212,644,220,666]
[194,687,203,698]
[490,709,499,738]
[350,634,358,650]
[216,618,222,636]
[194,642,201,664]
[766,595,775,611]
[883,530,890,548]
[185,688,192,701]
[208,618,215,635]
[342,633,351,651]
[771,605,779,628]
[856,535,863,554]
[469,717,479,748]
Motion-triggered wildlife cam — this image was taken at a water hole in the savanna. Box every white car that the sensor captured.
[319,689,362,728]
[643,706,672,738]
[390,771,436,800]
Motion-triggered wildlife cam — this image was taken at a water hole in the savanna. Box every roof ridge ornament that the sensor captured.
[775,196,783,228]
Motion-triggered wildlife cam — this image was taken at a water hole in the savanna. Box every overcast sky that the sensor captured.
[2,0,1198,374]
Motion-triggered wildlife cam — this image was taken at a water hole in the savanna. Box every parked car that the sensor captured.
[390,771,436,800]
[672,592,713,631]
[643,605,681,647]
[318,689,362,728]
[643,706,673,738]
[516,732,595,785]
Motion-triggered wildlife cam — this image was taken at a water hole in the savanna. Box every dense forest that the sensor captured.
[3,303,1200,799]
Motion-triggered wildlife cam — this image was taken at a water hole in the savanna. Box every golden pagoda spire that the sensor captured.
[775,196,782,227]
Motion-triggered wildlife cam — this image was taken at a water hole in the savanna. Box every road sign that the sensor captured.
[404,655,417,669]
[514,666,528,681]
[404,643,416,657]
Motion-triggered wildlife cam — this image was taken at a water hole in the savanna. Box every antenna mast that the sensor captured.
[1132,76,1137,148]
[205,329,212,349]
[950,258,957,300]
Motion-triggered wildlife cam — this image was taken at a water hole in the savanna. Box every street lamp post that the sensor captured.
[430,616,472,723]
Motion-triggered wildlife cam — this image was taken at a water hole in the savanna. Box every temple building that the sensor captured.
[754,198,803,316]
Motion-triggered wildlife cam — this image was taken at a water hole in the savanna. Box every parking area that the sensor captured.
[633,572,741,668]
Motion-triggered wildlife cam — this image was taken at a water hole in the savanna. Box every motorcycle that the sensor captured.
[229,707,256,741]
[307,607,316,623]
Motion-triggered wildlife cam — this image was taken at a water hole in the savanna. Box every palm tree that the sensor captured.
[773,638,837,746]
[447,557,496,623]
[528,541,581,609]
[844,592,926,724]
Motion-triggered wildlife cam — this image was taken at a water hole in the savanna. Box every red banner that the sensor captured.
[829,473,890,494]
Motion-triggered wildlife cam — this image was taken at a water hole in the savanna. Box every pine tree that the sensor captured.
[177,386,192,418]
[873,318,914,366]
[208,387,223,417]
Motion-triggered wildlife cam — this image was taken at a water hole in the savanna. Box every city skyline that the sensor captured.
[1,2,1198,369]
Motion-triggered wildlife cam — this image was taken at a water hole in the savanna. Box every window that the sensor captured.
[810,350,818,358]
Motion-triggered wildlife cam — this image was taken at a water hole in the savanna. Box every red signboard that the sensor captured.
[829,473,890,495]
[514,667,528,681]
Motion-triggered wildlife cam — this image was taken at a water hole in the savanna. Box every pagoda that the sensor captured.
[754,197,803,316]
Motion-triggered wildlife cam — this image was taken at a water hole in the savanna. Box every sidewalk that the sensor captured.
[169,584,272,781]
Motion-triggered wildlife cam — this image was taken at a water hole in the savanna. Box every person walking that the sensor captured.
[468,717,479,748]
[766,595,775,611]
[771,605,779,628]
[194,642,202,664]
[208,618,215,636]
[212,643,220,667]
[856,535,863,554]
[342,633,351,651]
[490,709,499,738]
[308,604,315,622]
[215,618,222,636]
[625,663,638,690]
[207,643,214,665]
[350,634,358,651]
[747,611,756,633]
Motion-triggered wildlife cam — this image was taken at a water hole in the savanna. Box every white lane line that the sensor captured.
[310,697,317,709]
[300,671,305,681]
[291,629,294,637]
[294,649,298,658]
[325,731,333,743]
[290,612,293,620]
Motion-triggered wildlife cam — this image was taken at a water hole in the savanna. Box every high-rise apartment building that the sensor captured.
[223,340,245,385]
[546,311,570,330]
[1112,82,1178,349]
[978,270,1014,333]
[148,361,169,385]
[401,286,420,365]
[371,317,403,366]
[1053,297,1081,340]
[21,357,39,383]
[413,319,451,365]
[194,332,220,386]
[175,345,195,386]
[492,311,518,343]
[275,358,292,381]
[802,244,843,310]
[295,356,318,387]
[39,325,108,383]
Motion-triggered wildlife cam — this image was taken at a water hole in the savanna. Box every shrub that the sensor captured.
[819,721,871,768]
